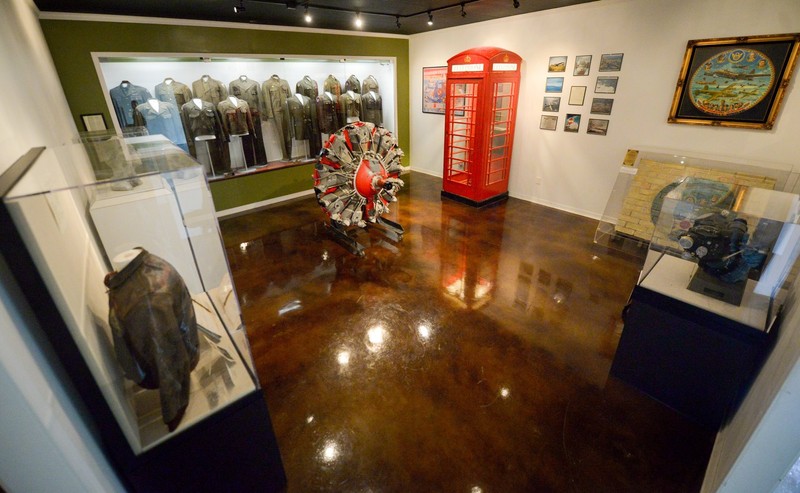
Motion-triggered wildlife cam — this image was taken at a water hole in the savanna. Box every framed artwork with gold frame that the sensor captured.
[668,33,800,130]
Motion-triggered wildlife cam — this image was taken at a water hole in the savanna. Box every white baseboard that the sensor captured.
[215,189,315,218]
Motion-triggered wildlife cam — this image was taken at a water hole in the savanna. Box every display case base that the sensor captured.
[611,285,775,428]
[125,390,285,492]
[441,190,509,208]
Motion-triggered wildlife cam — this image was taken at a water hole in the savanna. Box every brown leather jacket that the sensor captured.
[105,248,199,431]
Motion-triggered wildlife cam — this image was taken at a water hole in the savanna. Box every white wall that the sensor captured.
[0,0,123,491]
[409,0,800,218]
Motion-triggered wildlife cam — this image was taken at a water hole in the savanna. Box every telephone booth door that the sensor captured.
[443,79,483,198]
[441,47,522,207]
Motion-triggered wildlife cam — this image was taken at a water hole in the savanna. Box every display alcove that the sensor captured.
[93,53,397,181]
[607,158,800,427]
[0,138,285,491]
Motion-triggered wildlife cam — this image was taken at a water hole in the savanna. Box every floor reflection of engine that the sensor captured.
[440,215,500,310]
[314,121,407,257]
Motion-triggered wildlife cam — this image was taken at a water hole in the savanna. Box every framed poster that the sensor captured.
[568,86,587,105]
[668,33,800,129]
[540,115,558,131]
[599,53,624,71]
[545,77,564,93]
[595,76,619,94]
[564,113,581,133]
[548,56,567,72]
[574,55,592,76]
[587,118,609,135]
[81,113,107,132]
[542,96,561,112]
[590,98,614,114]
[422,66,447,114]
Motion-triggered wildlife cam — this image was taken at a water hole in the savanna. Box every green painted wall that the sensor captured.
[210,163,315,211]
[39,19,410,211]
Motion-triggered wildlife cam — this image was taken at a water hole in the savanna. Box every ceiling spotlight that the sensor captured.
[233,1,245,13]
[303,5,312,22]
[460,2,467,17]
[355,12,363,28]
[427,11,433,26]
[513,0,520,7]
[395,15,401,29]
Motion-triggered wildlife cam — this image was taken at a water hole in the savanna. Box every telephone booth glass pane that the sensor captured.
[446,81,479,186]
[486,81,515,185]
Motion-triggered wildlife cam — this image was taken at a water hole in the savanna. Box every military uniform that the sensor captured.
[324,74,342,97]
[229,76,268,165]
[282,94,320,158]
[262,75,292,159]
[192,75,228,107]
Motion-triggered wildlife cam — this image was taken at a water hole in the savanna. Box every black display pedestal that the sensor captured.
[611,285,775,428]
[124,390,285,492]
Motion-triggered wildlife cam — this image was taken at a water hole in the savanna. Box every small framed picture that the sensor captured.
[81,113,107,132]
[548,56,567,72]
[590,98,614,115]
[573,55,592,76]
[599,53,624,72]
[545,77,564,93]
[568,86,587,106]
[542,96,561,112]
[564,113,581,133]
[540,115,558,131]
[587,118,610,135]
[595,76,619,94]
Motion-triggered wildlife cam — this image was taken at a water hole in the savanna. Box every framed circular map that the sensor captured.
[668,33,800,130]
[688,48,775,116]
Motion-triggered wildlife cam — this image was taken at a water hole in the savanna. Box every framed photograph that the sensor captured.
[540,115,558,131]
[668,33,800,130]
[595,76,619,94]
[564,113,581,133]
[422,66,448,114]
[573,55,592,76]
[568,86,587,106]
[548,56,567,72]
[587,118,610,135]
[81,113,107,132]
[542,96,561,112]
[599,53,624,72]
[545,77,564,93]
[590,98,614,115]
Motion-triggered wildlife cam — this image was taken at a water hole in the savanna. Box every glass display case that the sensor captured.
[0,140,283,490]
[608,163,800,427]
[641,179,800,331]
[595,148,793,261]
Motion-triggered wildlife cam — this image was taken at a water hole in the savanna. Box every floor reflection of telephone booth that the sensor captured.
[440,214,501,310]
[442,47,522,207]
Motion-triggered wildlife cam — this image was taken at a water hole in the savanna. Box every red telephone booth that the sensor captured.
[441,47,522,207]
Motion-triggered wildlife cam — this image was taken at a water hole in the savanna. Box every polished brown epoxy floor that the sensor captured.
[220,172,714,492]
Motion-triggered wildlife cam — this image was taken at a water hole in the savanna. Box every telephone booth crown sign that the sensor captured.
[441,47,522,207]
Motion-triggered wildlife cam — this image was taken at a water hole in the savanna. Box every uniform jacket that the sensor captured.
[192,76,228,106]
[296,76,319,100]
[361,91,383,126]
[361,75,380,94]
[154,79,193,109]
[228,77,263,115]
[282,93,319,156]
[104,248,199,430]
[345,75,361,94]
[339,91,362,124]
[261,75,291,120]
[181,100,228,142]
[134,100,188,146]
[218,97,256,137]
[110,82,152,127]
[323,75,342,97]
[316,92,340,134]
